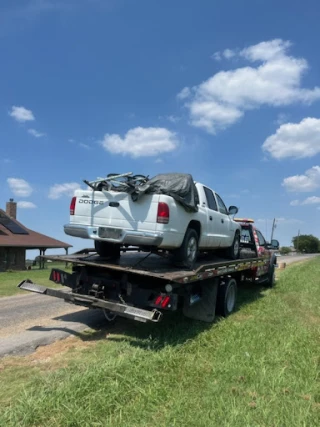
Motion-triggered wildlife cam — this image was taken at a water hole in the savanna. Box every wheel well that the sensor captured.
[188,220,201,237]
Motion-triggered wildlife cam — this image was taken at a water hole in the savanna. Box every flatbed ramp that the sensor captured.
[46,251,268,284]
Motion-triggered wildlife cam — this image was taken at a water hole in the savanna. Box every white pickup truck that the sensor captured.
[64,173,241,268]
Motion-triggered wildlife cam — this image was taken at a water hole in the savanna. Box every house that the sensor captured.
[0,199,71,271]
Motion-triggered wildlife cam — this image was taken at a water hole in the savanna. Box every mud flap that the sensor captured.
[183,279,219,323]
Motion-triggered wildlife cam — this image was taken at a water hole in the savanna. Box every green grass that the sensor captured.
[0,259,319,426]
[0,263,70,297]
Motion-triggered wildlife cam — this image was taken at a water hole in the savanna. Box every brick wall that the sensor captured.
[6,199,17,219]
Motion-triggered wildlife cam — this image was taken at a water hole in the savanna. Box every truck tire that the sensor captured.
[226,231,240,260]
[216,278,237,317]
[173,228,199,270]
[95,240,121,259]
[264,263,275,288]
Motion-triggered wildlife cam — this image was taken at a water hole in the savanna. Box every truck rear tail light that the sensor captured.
[52,270,61,283]
[157,202,169,224]
[161,296,170,308]
[153,295,171,308]
[70,197,76,215]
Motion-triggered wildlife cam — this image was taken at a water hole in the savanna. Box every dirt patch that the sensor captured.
[233,313,254,321]
[0,333,107,371]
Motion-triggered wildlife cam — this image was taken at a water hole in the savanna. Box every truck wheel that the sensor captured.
[216,278,237,317]
[264,263,275,288]
[173,228,199,269]
[95,240,121,259]
[226,231,240,260]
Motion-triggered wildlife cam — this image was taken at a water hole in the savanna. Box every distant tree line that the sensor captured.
[292,234,320,253]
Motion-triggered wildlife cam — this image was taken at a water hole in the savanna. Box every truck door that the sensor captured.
[203,187,224,247]
[254,229,270,275]
[214,193,233,247]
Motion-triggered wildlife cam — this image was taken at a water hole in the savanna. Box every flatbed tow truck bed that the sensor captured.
[45,251,269,283]
[18,247,276,324]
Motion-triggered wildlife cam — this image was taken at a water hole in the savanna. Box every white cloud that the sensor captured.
[263,118,320,159]
[167,115,181,123]
[7,178,33,197]
[212,49,236,61]
[17,201,37,209]
[177,86,191,100]
[9,106,35,123]
[283,166,320,192]
[302,196,320,204]
[223,48,236,59]
[48,182,82,199]
[275,113,289,125]
[180,39,320,134]
[290,196,320,206]
[101,127,178,158]
[212,51,221,61]
[79,143,90,149]
[158,115,181,123]
[240,39,292,62]
[28,128,45,138]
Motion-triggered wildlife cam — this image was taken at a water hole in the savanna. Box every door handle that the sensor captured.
[209,216,212,221]
[221,219,224,223]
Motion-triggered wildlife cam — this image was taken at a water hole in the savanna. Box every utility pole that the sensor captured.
[270,218,276,241]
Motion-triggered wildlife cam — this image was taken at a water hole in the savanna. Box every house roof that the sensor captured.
[0,209,72,249]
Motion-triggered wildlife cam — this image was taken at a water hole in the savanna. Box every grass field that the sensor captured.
[0,263,69,297]
[0,258,319,426]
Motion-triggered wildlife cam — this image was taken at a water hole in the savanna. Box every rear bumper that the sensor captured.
[64,224,164,246]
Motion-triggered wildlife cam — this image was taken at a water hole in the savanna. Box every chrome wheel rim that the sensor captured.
[187,237,197,262]
[226,284,236,313]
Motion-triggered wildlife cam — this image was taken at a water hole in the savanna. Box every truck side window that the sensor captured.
[215,194,228,215]
[203,187,218,211]
[256,230,266,246]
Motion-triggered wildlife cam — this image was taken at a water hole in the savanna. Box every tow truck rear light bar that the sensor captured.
[234,218,255,223]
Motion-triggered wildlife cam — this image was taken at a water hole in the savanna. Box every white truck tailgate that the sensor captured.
[72,190,160,232]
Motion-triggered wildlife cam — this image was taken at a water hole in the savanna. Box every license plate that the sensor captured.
[98,227,122,239]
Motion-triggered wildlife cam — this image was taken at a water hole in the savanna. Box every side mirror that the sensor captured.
[228,205,238,215]
[271,239,279,249]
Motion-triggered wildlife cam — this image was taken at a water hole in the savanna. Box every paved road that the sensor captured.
[0,253,318,358]
[0,292,105,357]
[276,253,319,265]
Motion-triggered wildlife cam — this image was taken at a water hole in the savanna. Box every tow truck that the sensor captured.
[18,219,279,323]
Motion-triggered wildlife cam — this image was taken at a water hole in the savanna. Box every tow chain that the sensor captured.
[118,293,127,305]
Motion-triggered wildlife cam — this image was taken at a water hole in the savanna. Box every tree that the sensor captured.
[292,234,320,253]
[280,246,291,255]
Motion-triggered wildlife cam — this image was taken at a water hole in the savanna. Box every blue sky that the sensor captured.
[1,0,320,256]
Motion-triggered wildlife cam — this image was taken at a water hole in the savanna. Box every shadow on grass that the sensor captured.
[27,280,267,350]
